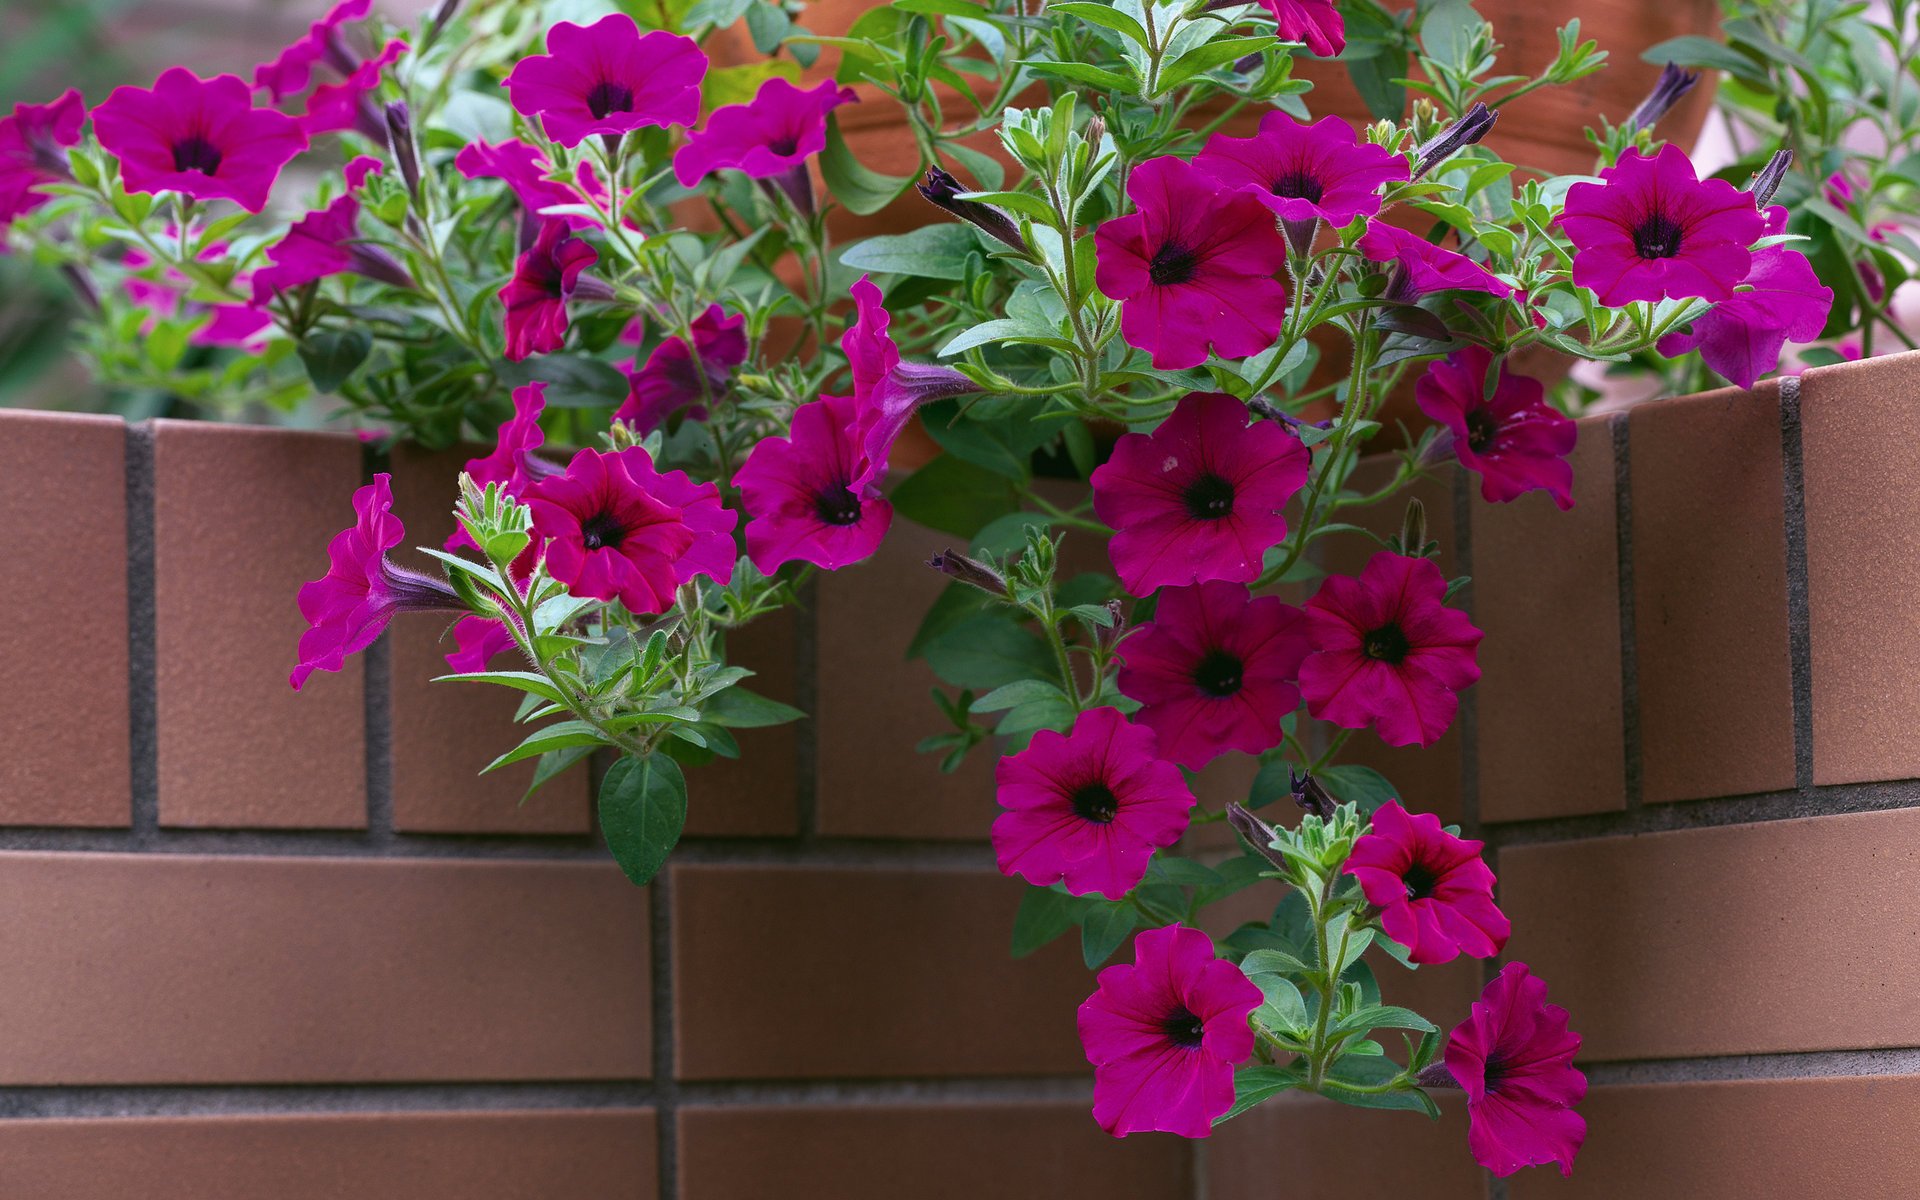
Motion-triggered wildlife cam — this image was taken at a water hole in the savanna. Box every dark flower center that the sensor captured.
[1402,861,1439,901]
[1465,408,1501,453]
[1193,649,1245,698]
[1181,472,1235,521]
[767,134,799,156]
[813,484,863,527]
[1632,212,1684,260]
[579,510,627,550]
[1069,781,1119,824]
[1148,242,1201,286]
[1271,170,1325,202]
[1482,1052,1511,1092]
[1163,1006,1206,1049]
[1363,622,1410,664]
[586,80,637,119]
[171,135,223,175]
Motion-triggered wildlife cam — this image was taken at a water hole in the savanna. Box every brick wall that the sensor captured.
[6,352,1920,1197]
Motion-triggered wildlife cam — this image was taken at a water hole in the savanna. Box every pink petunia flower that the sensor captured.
[0,89,86,228]
[93,68,308,213]
[1358,222,1513,299]
[1558,143,1766,306]
[1345,801,1509,965]
[1116,580,1310,770]
[843,275,975,492]
[1445,962,1587,1177]
[526,447,695,615]
[444,614,520,673]
[1257,0,1345,56]
[122,241,272,350]
[1415,346,1575,509]
[502,14,706,147]
[615,304,748,433]
[1093,155,1290,370]
[1299,552,1482,747]
[736,392,894,574]
[1090,391,1310,597]
[1656,204,1834,389]
[1077,924,1262,1138]
[501,218,599,361]
[613,446,738,589]
[1194,113,1406,240]
[250,190,416,304]
[300,37,407,140]
[992,706,1194,899]
[343,154,383,191]
[673,76,858,193]
[292,473,465,691]
[447,381,564,553]
[254,0,373,101]
[454,139,611,231]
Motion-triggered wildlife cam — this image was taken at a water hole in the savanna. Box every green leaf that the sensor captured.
[1640,34,1764,80]
[1323,1056,1438,1116]
[1011,886,1090,957]
[431,670,568,705]
[1157,36,1279,91]
[840,224,982,280]
[501,355,629,408]
[1317,764,1398,815]
[1240,947,1313,977]
[482,720,607,772]
[1246,756,1298,811]
[525,745,594,800]
[1022,60,1135,90]
[702,686,808,728]
[1048,1,1148,47]
[1335,1004,1437,1035]
[1217,1064,1306,1123]
[971,678,1068,713]
[1146,856,1224,887]
[597,753,688,887]
[1345,44,1408,119]
[921,614,1055,690]
[819,117,912,215]
[889,454,1019,537]
[1080,901,1139,968]
[298,330,372,393]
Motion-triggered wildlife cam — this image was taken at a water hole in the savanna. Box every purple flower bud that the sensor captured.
[384,101,421,202]
[1411,103,1497,181]
[1095,598,1128,653]
[1415,1062,1462,1089]
[1226,803,1287,870]
[1749,148,1794,210]
[427,0,462,40]
[928,548,1006,595]
[916,166,1030,254]
[1626,63,1699,134]
[1290,769,1337,820]
[759,162,817,218]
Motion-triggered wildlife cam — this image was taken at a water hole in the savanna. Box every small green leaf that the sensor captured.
[430,670,566,704]
[702,687,807,728]
[1080,901,1139,968]
[1216,1064,1306,1123]
[1011,886,1091,957]
[597,753,689,887]
[840,224,982,280]
[298,330,372,392]
[482,720,607,772]
[819,117,912,215]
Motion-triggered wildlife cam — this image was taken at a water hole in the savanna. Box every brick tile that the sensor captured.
[1629,386,1794,803]
[0,853,649,1083]
[1509,1076,1920,1199]
[386,447,590,835]
[1500,809,1920,1061]
[673,865,1093,1078]
[1211,1093,1480,1199]
[1800,353,1920,786]
[680,1103,1188,1198]
[1474,417,1626,822]
[684,607,802,837]
[0,411,129,827]
[153,422,366,828]
[0,1110,655,1200]
[815,510,997,839]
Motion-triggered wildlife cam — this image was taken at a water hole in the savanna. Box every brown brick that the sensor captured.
[673,865,1093,1078]
[1509,1076,1920,1199]
[153,421,366,828]
[1800,353,1920,786]
[680,1103,1188,1198]
[1211,1093,1480,1199]
[386,447,590,835]
[683,606,802,837]
[0,1110,655,1200]
[0,411,129,827]
[1629,386,1794,803]
[0,852,649,1083]
[1474,416,1626,822]
[1501,809,1920,1061]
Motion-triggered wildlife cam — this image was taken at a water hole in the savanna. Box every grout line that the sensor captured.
[1481,776,1920,847]
[1453,466,1479,840]
[793,577,820,841]
[1778,375,1815,792]
[1191,1137,1210,1200]
[124,420,159,843]
[363,633,395,842]
[652,869,678,1200]
[1611,412,1642,814]
[1583,1046,1920,1086]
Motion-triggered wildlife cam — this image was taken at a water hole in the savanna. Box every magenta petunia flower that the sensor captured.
[1257,0,1345,56]
[1093,155,1290,370]
[250,190,416,303]
[1345,801,1509,965]
[1558,144,1766,306]
[502,14,706,147]
[123,241,272,349]
[455,139,611,231]
[736,392,894,574]
[300,37,406,140]
[501,218,599,361]
[1077,923,1262,1139]
[1445,962,1587,1177]
[1415,346,1575,509]
[1300,552,1482,747]
[1358,222,1513,299]
[992,706,1195,900]
[0,89,86,227]
[1115,580,1310,770]
[254,0,372,101]
[1655,204,1834,388]
[292,473,464,691]
[526,447,695,615]
[343,154,382,191]
[613,446,738,588]
[843,275,975,492]
[673,76,858,187]
[615,304,748,433]
[1090,391,1310,597]
[444,614,519,673]
[447,381,563,553]
[1194,113,1405,230]
[93,68,308,213]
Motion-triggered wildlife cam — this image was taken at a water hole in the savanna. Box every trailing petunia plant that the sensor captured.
[6,0,1894,1177]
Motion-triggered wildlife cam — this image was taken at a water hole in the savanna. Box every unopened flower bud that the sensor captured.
[1291,769,1338,820]
[916,166,1030,254]
[384,102,421,202]
[1233,51,1264,74]
[1749,148,1793,210]
[1095,598,1128,652]
[59,264,101,312]
[427,0,462,40]
[1084,114,1107,148]
[1415,1062,1462,1089]
[1226,803,1287,870]
[1625,63,1698,134]
[1398,498,1428,556]
[928,548,1006,595]
[1411,102,1497,181]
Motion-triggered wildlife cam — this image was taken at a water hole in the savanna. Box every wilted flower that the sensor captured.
[916,165,1029,254]
[615,305,748,433]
